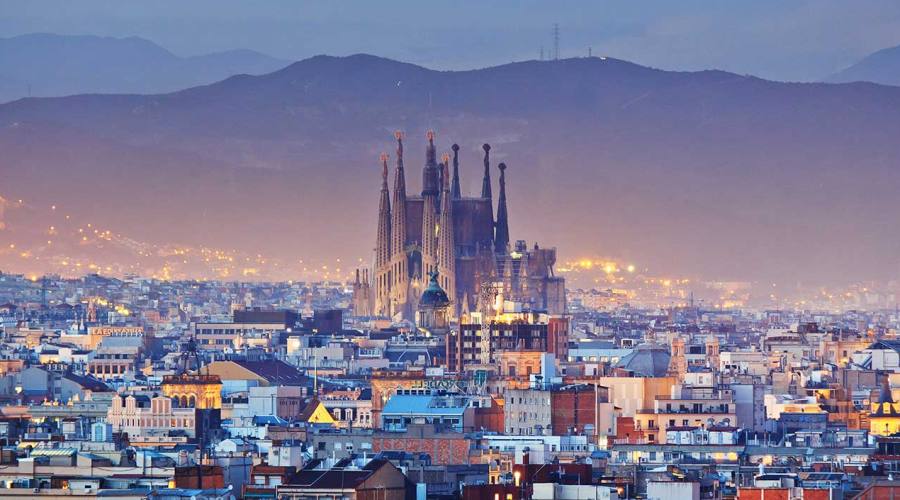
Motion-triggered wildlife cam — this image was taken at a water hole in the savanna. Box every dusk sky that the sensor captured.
[3,0,900,81]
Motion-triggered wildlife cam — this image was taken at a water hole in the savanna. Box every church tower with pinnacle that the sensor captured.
[374,152,392,317]
[388,131,409,318]
[420,130,440,283]
[437,154,456,309]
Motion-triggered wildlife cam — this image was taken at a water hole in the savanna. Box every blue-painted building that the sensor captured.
[380,391,472,432]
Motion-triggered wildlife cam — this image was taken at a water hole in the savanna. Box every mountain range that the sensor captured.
[0,33,290,102]
[3,53,900,289]
[827,44,900,86]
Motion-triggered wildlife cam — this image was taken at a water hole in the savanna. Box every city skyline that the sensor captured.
[4,4,900,499]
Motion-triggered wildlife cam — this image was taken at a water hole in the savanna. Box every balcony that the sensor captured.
[655,406,734,415]
[611,438,655,445]
[162,373,221,384]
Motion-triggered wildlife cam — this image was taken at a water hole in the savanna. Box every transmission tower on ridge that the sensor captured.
[553,23,560,60]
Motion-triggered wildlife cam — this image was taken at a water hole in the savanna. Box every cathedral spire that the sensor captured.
[494,162,510,254]
[389,131,410,317]
[422,130,439,197]
[481,143,492,200]
[391,132,407,257]
[381,152,389,189]
[442,156,451,192]
[374,152,392,316]
[450,144,461,199]
[460,291,471,322]
[438,156,456,315]
[439,153,447,196]
[438,153,449,212]
[421,131,440,282]
[426,130,437,166]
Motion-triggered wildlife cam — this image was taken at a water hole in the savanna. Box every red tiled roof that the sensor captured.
[251,464,294,476]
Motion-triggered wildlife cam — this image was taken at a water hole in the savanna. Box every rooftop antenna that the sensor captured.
[540,46,544,61]
[553,23,560,60]
[313,353,318,395]
[588,46,592,58]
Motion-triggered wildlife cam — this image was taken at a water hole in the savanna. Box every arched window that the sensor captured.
[180,396,188,408]
[188,396,196,407]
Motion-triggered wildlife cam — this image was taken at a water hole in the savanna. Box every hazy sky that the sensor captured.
[2,0,900,81]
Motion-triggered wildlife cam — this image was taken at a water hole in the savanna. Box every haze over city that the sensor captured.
[4,2,900,302]
[7,3,900,500]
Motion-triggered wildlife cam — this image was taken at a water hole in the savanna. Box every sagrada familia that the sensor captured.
[354,131,566,322]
